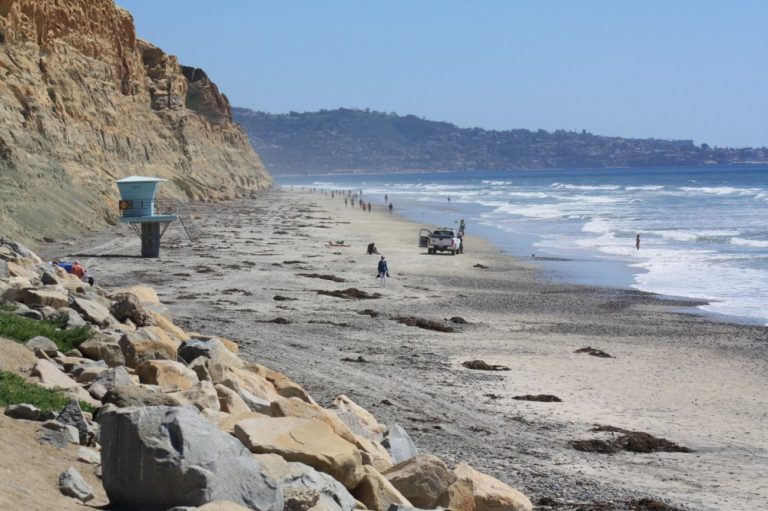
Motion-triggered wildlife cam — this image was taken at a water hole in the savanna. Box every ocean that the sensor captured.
[277,166,768,325]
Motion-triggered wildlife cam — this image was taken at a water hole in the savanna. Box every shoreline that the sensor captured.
[42,189,768,510]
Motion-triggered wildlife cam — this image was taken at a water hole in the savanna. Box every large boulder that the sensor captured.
[136,360,199,391]
[20,288,69,309]
[384,424,419,464]
[119,327,180,368]
[178,337,243,367]
[382,455,456,509]
[260,458,357,511]
[332,395,386,442]
[24,336,59,357]
[79,332,125,367]
[169,380,221,412]
[88,366,135,400]
[70,296,114,325]
[58,466,94,502]
[234,416,364,489]
[215,384,251,416]
[451,464,532,511]
[109,285,161,306]
[102,385,183,408]
[100,406,283,510]
[353,466,411,511]
[54,307,88,329]
[31,359,78,390]
[110,294,155,327]
[249,363,313,403]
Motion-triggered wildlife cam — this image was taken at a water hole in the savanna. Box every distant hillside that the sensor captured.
[233,107,768,174]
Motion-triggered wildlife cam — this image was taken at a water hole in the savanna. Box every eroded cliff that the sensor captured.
[0,0,271,244]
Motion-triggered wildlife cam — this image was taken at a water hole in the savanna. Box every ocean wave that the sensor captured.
[678,186,763,196]
[550,183,621,191]
[625,185,665,191]
[582,218,613,234]
[730,237,768,248]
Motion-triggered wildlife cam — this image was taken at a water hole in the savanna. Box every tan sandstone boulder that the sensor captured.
[452,463,532,511]
[215,383,252,416]
[119,326,180,368]
[248,363,314,403]
[353,465,412,511]
[333,394,387,440]
[109,285,161,305]
[383,454,456,508]
[136,360,198,391]
[20,287,69,309]
[234,416,364,489]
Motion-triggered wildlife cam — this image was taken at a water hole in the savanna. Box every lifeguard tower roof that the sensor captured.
[117,176,176,223]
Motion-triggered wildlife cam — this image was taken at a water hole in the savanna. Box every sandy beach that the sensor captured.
[42,189,768,510]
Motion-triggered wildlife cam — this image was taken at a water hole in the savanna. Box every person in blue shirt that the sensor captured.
[377,256,389,287]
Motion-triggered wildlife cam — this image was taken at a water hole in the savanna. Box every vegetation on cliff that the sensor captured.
[234,107,768,174]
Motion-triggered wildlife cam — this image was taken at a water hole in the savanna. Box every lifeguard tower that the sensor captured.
[117,176,179,258]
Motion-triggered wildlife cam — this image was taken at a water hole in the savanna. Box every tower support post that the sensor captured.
[141,222,161,258]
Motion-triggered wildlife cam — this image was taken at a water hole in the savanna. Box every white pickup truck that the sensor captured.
[426,228,462,255]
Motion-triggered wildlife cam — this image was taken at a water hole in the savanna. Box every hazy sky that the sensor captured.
[117,1,767,148]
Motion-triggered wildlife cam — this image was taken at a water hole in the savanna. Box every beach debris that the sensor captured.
[297,272,347,282]
[571,425,691,454]
[391,316,455,332]
[222,288,254,296]
[462,360,510,371]
[308,320,350,327]
[449,316,468,324]
[341,356,369,363]
[483,393,502,400]
[512,394,562,402]
[473,263,488,269]
[258,317,291,324]
[283,260,303,264]
[273,295,297,301]
[574,346,612,358]
[318,288,381,299]
[358,309,380,317]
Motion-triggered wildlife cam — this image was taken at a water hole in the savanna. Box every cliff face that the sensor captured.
[0,0,271,244]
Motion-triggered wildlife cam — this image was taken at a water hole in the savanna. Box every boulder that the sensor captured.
[452,463,532,511]
[24,336,59,357]
[8,260,38,280]
[261,458,357,511]
[88,365,135,400]
[353,466,411,511]
[384,424,419,464]
[16,307,43,320]
[119,327,180,368]
[249,363,313,403]
[31,359,78,389]
[210,363,281,404]
[79,332,126,367]
[55,307,88,329]
[57,399,92,445]
[215,383,251,416]
[1,276,32,302]
[136,360,199,391]
[148,311,191,341]
[110,293,155,327]
[178,337,243,367]
[109,285,161,305]
[74,364,109,384]
[36,305,59,319]
[4,403,42,420]
[40,419,80,446]
[333,395,387,441]
[234,416,365,489]
[77,447,101,465]
[41,270,60,285]
[197,503,255,511]
[6,241,42,263]
[170,380,220,412]
[20,288,69,309]
[100,406,282,510]
[382,455,455,509]
[59,466,94,502]
[70,296,114,325]
[102,385,183,408]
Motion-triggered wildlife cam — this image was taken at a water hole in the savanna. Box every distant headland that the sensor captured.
[234,107,768,175]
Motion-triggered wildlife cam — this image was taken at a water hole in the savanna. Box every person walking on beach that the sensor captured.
[636,234,641,250]
[384,194,388,203]
[377,256,389,287]
[388,203,393,214]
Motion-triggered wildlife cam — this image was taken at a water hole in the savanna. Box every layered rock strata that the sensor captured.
[0,0,271,244]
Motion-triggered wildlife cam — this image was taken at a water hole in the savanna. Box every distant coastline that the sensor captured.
[234,107,768,175]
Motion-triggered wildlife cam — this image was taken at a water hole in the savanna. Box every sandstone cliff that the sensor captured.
[0,0,272,245]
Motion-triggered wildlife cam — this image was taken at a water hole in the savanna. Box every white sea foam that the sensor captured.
[582,218,613,234]
[625,185,665,191]
[730,237,768,248]
[551,183,622,191]
[678,186,762,196]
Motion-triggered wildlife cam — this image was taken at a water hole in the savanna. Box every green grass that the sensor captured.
[0,312,91,352]
[0,371,72,412]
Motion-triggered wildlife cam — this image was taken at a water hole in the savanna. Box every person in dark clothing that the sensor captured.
[366,242,380,255]
[377,256,389,287]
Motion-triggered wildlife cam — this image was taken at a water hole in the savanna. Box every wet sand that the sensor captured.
[43,189,768,510]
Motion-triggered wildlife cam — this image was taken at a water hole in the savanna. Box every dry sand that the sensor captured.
[43,189,768,510]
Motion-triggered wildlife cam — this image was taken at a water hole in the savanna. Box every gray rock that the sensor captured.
[55,307,88,329]
[102,385,183,408]
[25,335,59,357]
[4,403,41,420]
[263,460,356,511]
[38,429,70,448]
[70,296,113,325]
[77,446,101,465]
[7,241,38,260]
[384,424,419,464]
[35,305,59,319]
[100,406,283,510]
[177,338,239,366]
[41,270,60,285]
[15,308,43,320]
[39,421,80,447]
[79,333,125,367]
[57,399,91,445]
[59,466,94,502]
[88,365,134,400]
[110,294,155,327]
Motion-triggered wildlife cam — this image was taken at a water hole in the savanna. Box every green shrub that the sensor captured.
[0,312,91,352]
[0,371,95,413]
